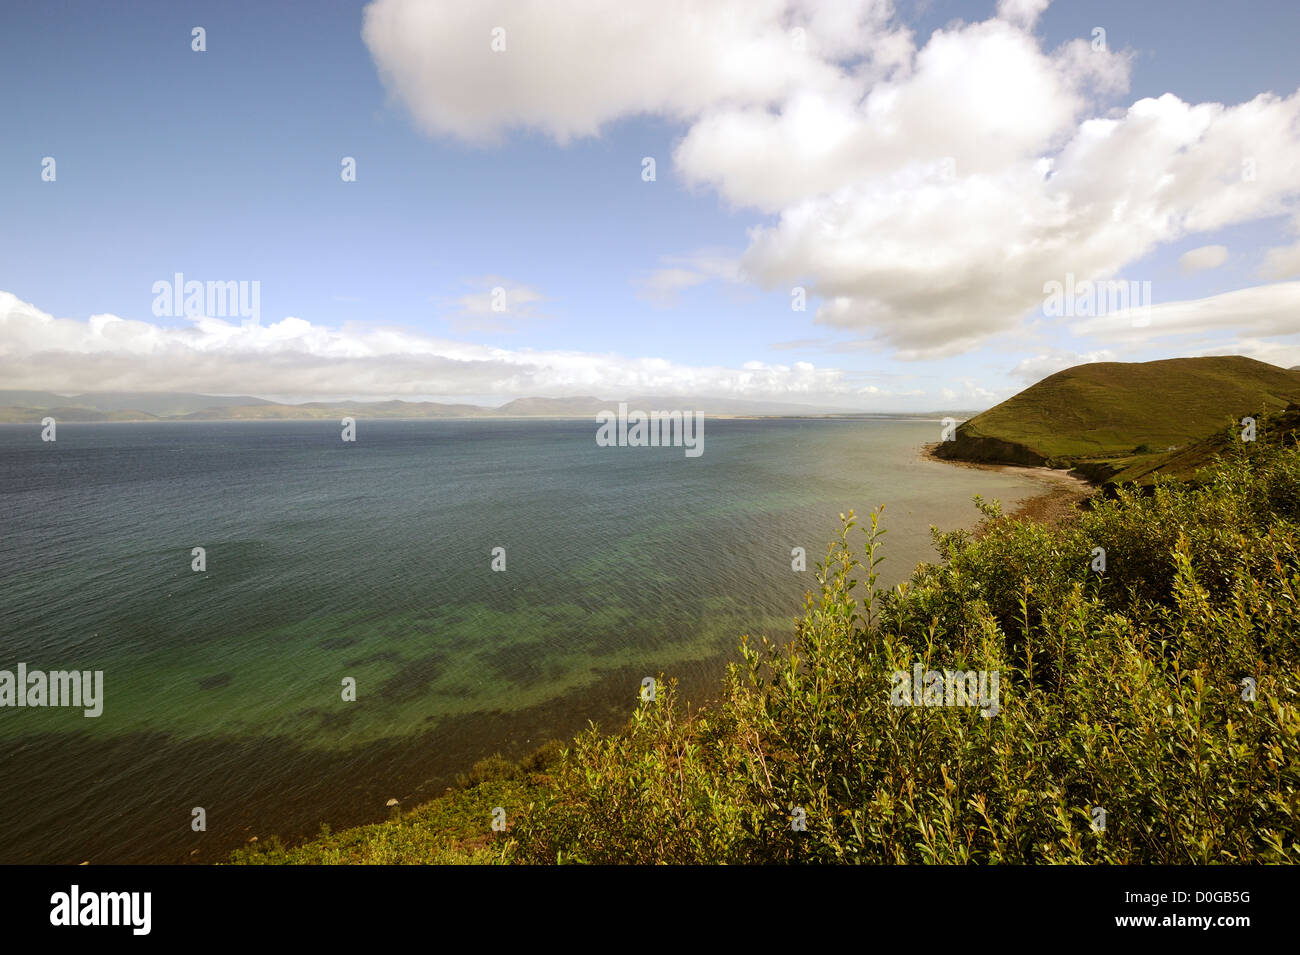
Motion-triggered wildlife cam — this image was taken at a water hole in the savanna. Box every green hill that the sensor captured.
[1104,402,1300,486]
[933,356,1300,478]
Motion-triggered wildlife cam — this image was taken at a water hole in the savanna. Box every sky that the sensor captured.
[2,0,1299,411]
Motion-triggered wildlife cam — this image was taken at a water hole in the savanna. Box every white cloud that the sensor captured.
[362,0,903,144]
[634,250,743,305]
[363,0,1300,361]
[938,379,1006,406]
[1068,281,1300,343]
[1009,349,1117,384]
[675,21,1129,214]
[635,268,710,303]
[1260,241,1300,280]
[440,276,548,333]
[996,0,1050,30]
[741,90,1300,358]
[0,290,882,406]
[1259,216,1300,279]
[1198,337,1300,369]
[449,278,546,317]
[1179,244,1229,273]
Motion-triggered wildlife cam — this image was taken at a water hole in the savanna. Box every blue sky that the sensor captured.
[2,0,1299,409]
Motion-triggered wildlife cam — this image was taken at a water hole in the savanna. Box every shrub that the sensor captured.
[509,435,1300,864]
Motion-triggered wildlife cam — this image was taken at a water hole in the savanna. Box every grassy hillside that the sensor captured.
[1106,404,1300,485]
[934,356,1300,473]
[229,750,557,865]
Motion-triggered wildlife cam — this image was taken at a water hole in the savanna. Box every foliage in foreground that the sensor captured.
[506,421,1300,863]
[229,746,559,864]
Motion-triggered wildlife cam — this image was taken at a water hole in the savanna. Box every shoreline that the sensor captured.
[231,449,1102,864]
[10,427,1094,863]
[921,442,1094,526]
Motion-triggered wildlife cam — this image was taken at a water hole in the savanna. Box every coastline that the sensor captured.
[225,438,1095,864]
[921,442,1094,526]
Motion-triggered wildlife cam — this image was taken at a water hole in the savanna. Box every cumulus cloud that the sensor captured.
[742,90,1300,357]
[1179,244,1230,273]
[996,0,1050,30]
[363,0,1300,360]
[0,290,878,405]
[674,18,1128,213]
[362,0,904,144]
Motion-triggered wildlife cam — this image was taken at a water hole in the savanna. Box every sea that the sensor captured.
[0,416,1046,863]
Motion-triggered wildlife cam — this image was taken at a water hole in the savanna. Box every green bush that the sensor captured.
[509,431,1300,864]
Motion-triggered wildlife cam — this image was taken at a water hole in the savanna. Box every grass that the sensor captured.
[933,356,1300,473]
[1104,405,1300,486]
[227,744,562,864]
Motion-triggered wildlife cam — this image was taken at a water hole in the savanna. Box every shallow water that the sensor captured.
[0,417,1044,862]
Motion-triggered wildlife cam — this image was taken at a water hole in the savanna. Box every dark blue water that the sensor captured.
[0,417,1043,862]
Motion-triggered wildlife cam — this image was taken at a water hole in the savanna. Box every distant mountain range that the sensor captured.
[0,391,872,423]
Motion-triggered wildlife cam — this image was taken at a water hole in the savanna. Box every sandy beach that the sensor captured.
[922,442,1094,526]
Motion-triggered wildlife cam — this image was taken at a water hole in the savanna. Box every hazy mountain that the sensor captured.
[0,405,160,423]
[493,396,607,416]
[0,391,270,415]
[622,395,848,415]
[180,400,487,420]
[0,390,859,421]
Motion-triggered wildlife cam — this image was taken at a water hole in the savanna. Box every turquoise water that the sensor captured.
[0,417,1043,862]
